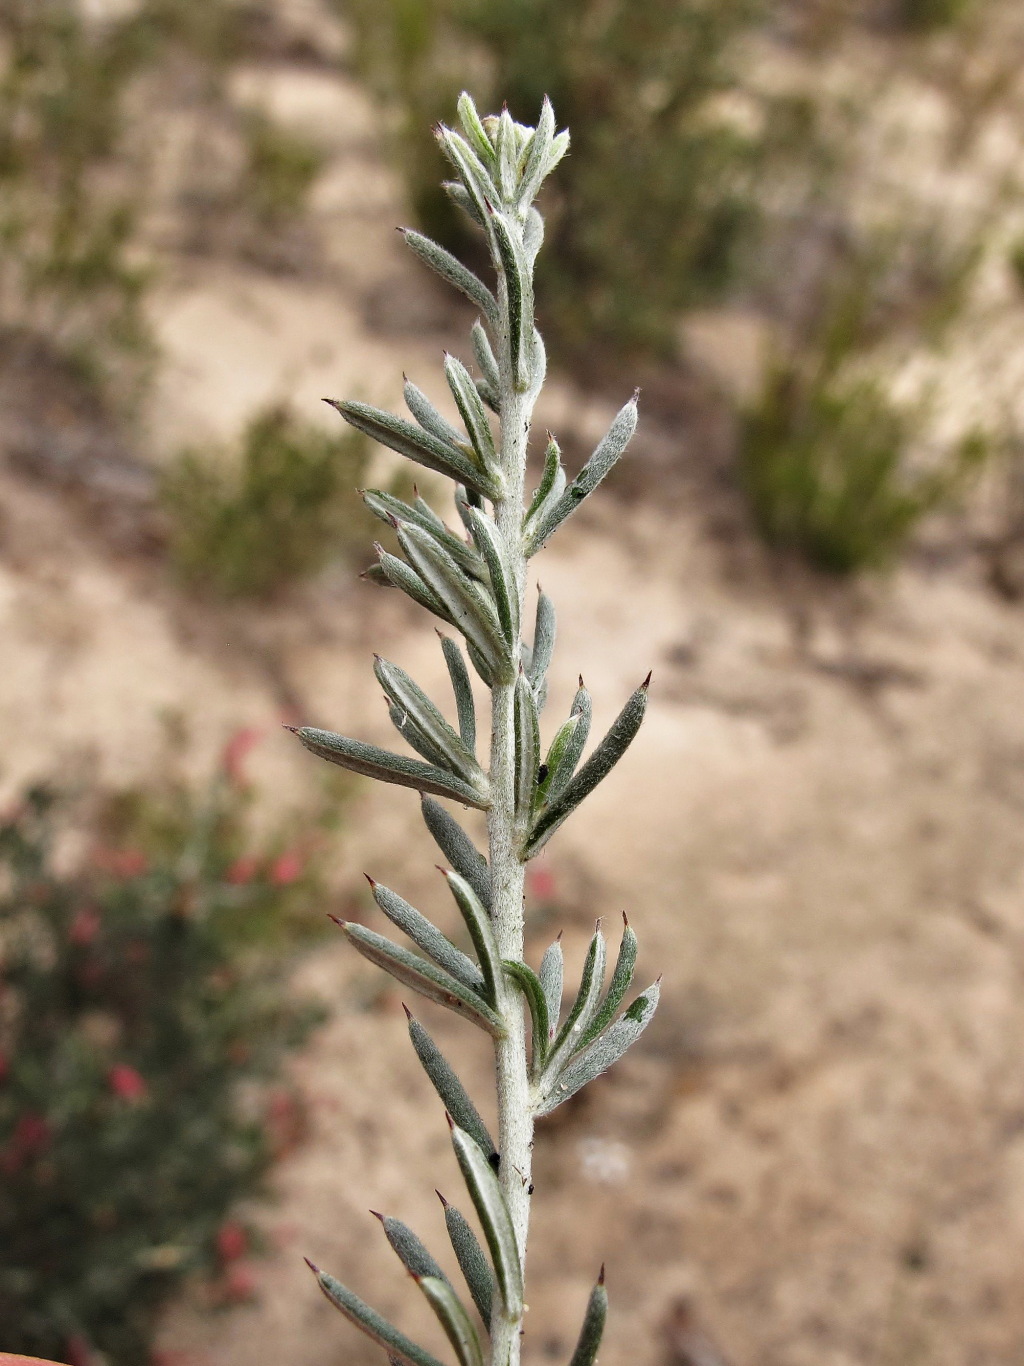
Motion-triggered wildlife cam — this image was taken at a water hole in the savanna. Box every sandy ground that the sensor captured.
[5,8,1024,1365]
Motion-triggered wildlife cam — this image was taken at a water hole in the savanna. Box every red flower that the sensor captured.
[269,850,303,886]
[216,1221,247,1262]
[108,1063,147,1101]
[221,727,262,787]
[225,855,260,886]
[222,1262,257,1302]
[526,865,558,903]
[69,906,102,946]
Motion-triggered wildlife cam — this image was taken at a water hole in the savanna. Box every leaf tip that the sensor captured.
[435,1189,449,1208]
[402,1001,414,1021]
[598,1263,606,1286]
[304,1257,321,1275]
[642,670,652,690]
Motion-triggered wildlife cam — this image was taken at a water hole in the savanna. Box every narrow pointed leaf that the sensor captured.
[567,1274,608,1366]
[370,880,484,994]
[535,713,580,808]
[514,672,540,825]
[337,921,506,1037]
[421,797,491,910]
[401,228,498,326]
[415,493,448,532]
[491,211,534,392]
[546,682,591,802]
[417,1276,484,1366]
[456,91,496,169]
[464,504,519,647]
[443,869,502,1003]
[407,1011,497,1158]
[476,378,499,414]
[524,437,563,528]
[329,399,501,500]
[445,354,498,473]
[294,726,489,808]
[526,393,639,553]
[438,128,497,224]
[543,926,607,1082]
[528,327,547,400]
[578,918,638,1050]
[310,1266,447,1366]
[517,95,556,209]
[364,489,484,579]
[524,679,649,856]
[440,1196,495,1326]
[376,547,454,623]
[377,1214,449,1283]
[444,179,485,228]
[439,634,477,752]
[450,1124,523,1319]
[397,522,513,683]
[528,590,556,702]
[503,959,550,1077]
[538,937,564,1039]
[403,376,467,449]
[495,107,517,201]
[374,656,484,789]
[545,129,570,177]
[471,320,500,393]
[388,702,451,770]
[538,982,660,1116]
[523,206,544,265]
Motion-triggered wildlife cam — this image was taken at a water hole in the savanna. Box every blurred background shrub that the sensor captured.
[161,405,372,599]
[0,740,336,1364]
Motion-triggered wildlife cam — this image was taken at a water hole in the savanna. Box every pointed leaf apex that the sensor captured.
[622,910,630,927]
[631,387,641,403]
[304,1257,320,1274]
[435,1189,449,1208]
[579,674,585,688]
[370,1209,385,1223]
[283,724,300,734]
[445,1112,455,1130]
[364,873,378,887]
[642,671,652,690]
[402,1002,414,1020]
[598,1264,606,1285]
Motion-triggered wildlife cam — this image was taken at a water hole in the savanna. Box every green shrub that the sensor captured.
[0,750,330,1363]
[161,405,372,599]
[894,0,974,31]
[739,355,985,573]
[238,109,328,231]
[344,0,771,361]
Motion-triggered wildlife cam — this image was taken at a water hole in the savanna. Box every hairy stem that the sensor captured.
[488,296,532,1366]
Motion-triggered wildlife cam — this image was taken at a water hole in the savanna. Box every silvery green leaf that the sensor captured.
[503,959,550,1077]
[495,107,517,202]
[403,376,470,451]
[514,672,540,825]
[491,211,534,392]
[415,492,448,532]
[578,914,638,1050]
[439,633,477,751]
[546,681,591,802]
[535,713,581,808]
[421,797,491,911]
[292,726,489,809]
[374,655,484,789]
[454,484,477,534]
[442,868,502,1004]
[523,207,544,266]
[364,490,484,581]
[475,378,499,414]
[545,129,570,178]
[417,1275,484,1366]
[523,676,649,857]
[567,1270,608,1366]
[397,522,514,684]
[543,925,607,1083]
[375,1212,449,1284]
[329,398,501,500]
[524,437,564,528]
[406,1009,497,1159]
[471,320,500,393]
[528,590,556,704]
[528,327,547,400]
[463,504,519,648]
[456,91,497,169]
[526,393,639,553]
[336,921,506,1037]
[388,701,451,770]
[437,127,498,224]
[538,981,660,1116]
[308,1263,447,1366]
[445,354,498,474]
[517,97,555,208]
[375,547,454,624]
[538,936,564,1039]
[369,878,484,994]
[439,1193,495,1327]
[450,1123,523,1319]
[362,562,392,588]
[444,179,485,228]
[400,229,498,327]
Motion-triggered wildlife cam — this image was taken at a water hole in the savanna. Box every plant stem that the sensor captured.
[487,296,533,1366]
